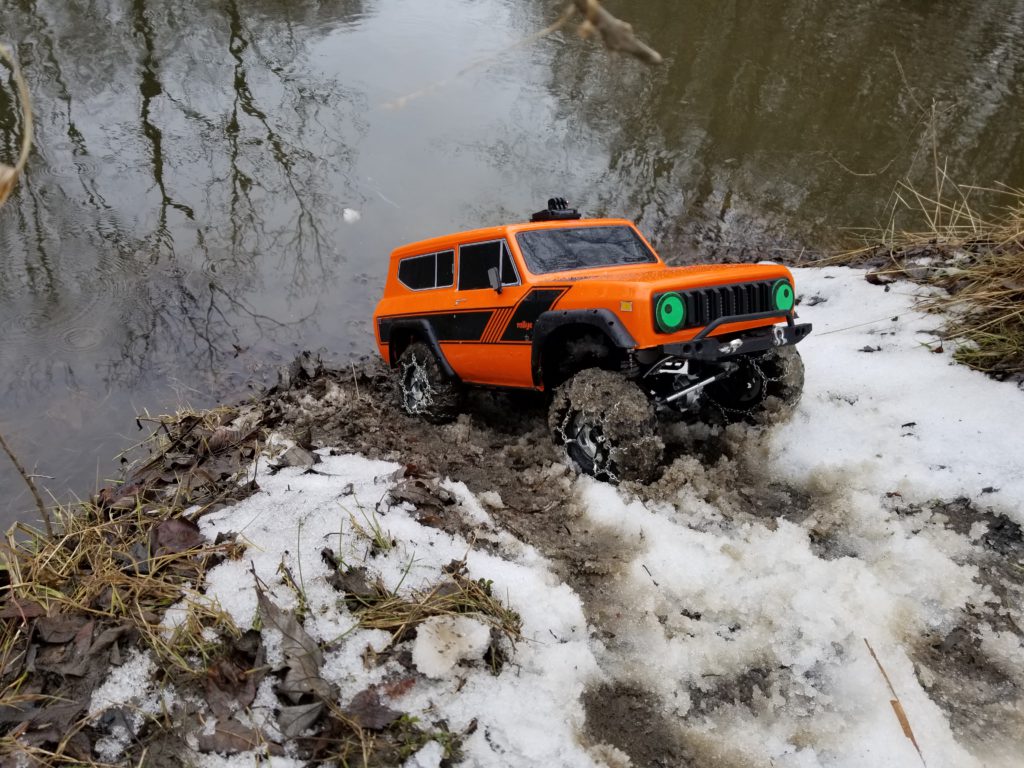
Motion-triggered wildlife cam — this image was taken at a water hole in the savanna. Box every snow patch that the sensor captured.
[412,615,492,678]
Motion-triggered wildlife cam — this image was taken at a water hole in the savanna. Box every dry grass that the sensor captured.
[1,397,509,764]
[0,407,258,763]
[352,567,522,647]
[826,178,1024,377]
[5,508,213,622]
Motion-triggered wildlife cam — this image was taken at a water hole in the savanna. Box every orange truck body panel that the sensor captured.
[374,218,798,390]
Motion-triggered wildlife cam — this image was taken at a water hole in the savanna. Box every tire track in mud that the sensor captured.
[267,360,1024,767]
[270,362,707,763]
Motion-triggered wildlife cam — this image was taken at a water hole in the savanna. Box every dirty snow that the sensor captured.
[778,267,1024,516]
[412,615,492,678]
[83,267,1023,766]
[87,649,177,762]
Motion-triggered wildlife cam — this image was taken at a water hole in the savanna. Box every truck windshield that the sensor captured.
[515,225,658,274]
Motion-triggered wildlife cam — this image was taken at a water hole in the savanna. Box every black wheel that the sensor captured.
[396,341,461,424]
[703,345,804,421]
[549,368,663,483]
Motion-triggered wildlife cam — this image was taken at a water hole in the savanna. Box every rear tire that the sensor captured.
[702,345,804,421]
[549,368,663,483]
[397,341,461,424]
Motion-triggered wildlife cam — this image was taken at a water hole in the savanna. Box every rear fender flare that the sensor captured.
[381,318,459,380]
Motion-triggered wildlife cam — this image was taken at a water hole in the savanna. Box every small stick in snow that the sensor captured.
[863,638,927,767]
[641,563,659,586]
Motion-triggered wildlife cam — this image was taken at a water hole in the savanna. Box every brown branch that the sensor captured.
[0,427,52,537]
[0,43,34,206]
[573,0,663,64]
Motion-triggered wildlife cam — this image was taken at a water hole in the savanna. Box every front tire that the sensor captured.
[549,368,663,483]
[397,341,461,424]
[702,344,805,420]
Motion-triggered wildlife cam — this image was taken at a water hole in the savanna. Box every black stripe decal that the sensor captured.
[500,289,568,342]
[377,311,494,343]
[482,308,508,343]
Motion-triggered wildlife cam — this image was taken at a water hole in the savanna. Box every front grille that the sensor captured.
[685,280,775,328]
[654,280,778,332]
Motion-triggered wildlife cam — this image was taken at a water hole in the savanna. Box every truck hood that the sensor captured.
[545,262,791,292]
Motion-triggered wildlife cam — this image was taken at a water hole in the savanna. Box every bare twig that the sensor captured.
[864,639,927,767]
[0,43,33,206]
[0,427,52,537]
[573,0,663,64]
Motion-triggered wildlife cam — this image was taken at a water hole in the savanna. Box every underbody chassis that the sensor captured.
[632,315,812,413]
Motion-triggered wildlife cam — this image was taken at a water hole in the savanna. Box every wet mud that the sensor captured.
[261,355,837,765]
[27,352,1011,766]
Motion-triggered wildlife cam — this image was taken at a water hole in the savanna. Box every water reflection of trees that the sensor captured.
[531,0,1024,260]
[0,0,366,390]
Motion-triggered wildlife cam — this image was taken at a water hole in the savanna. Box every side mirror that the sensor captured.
[487,266,502,294]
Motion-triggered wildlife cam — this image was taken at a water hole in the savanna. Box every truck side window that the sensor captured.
[398,250,456,290]
[458,241,501,290]
[459,240,519,290]
[398,253,436,290]
[500,241,518,285]
[437,250,454,287]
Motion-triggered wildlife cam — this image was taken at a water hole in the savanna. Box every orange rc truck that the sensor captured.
[373,199,810,482]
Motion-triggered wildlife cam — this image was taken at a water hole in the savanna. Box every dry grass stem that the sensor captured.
[573,0,663,64]
[384,0,660,110]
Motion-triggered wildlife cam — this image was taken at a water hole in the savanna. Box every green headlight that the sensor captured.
[656,292,686,332]
[772,280,795,311]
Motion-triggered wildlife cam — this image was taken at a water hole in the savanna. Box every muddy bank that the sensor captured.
[3,330,1023,766]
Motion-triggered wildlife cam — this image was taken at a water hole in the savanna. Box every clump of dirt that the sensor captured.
[895,497,1023,632]
[640,418,825,533]
[583,683,697,768]
[913,621,1024,749]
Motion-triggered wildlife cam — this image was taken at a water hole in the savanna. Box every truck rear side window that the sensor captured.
[398,250,455,290]
[516,225,657,274]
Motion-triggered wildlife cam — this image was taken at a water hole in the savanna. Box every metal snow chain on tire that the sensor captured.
[702,357,770,417]
[400,355,436,413]
[555,410,619,484]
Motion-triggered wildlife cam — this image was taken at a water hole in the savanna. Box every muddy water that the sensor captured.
[1,0,1023,526]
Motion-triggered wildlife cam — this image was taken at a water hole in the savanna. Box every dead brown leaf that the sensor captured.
[197,718,284,755]
[0,598,46,620]
[277,701,324,739]
[35,615,89,644]
[343,688,401,731]
[151,517,206,555]
[254,577,334,704]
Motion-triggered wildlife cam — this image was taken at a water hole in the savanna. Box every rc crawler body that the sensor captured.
[373,199,811,481]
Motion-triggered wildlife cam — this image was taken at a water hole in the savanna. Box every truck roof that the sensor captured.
[390,218,638,260]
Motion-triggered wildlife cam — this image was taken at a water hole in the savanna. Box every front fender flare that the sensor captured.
[531,309,637,386]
